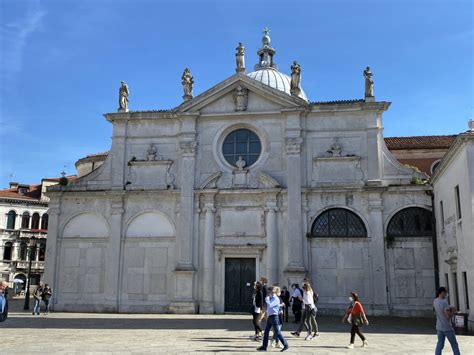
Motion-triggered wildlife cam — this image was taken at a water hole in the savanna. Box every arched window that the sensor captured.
[38,243,46,261]
[3,242,12,260]
[6,210,16,229]
[19,242,28,260]
[310,208,367,238]
[21,212,30,229]
[31,213,40,229]
[41,213,48,230]
[387,207,434,237]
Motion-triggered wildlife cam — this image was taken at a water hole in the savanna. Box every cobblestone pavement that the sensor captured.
[1,300,472,354]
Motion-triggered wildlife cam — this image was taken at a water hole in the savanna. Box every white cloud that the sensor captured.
[0,1,47,92]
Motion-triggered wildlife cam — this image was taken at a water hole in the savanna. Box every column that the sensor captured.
[285,135,305,273]
[368,191,389,315]
[11,241,19,261]
[265,199,278,284]
[106,195,124,311]
[201,192,216,313]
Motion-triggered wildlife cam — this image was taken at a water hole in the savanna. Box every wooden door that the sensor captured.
[224,258,256,312]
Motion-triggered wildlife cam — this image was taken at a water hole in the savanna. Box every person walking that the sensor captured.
[0,281,9,322]
[434,287,460,355]
[271,286,286,349]
[303,278,320,337]
[250,281,264,341]
[291,282,317,340]
[42,284,52,315]
[280,286,290,323]
[256,286,289,352]
[290,283,303,323]
[342,292,369,349]
[32,282,44,315]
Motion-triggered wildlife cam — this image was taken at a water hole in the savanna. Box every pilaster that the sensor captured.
[105,195,124,311]
[368,191,389,314]
[43,194,61,305]
[265,198,279,285]
[200,192,216,314]
[284,111,305,274]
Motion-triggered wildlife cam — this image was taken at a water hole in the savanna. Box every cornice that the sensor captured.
[430,132,474,184]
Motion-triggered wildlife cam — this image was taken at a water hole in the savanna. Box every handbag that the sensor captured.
[352,313,364,327]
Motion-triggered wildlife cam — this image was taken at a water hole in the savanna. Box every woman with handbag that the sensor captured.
[342,292,369,349]
[291,282,317,340]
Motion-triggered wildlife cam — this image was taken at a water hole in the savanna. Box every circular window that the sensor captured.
[222,129,262,167]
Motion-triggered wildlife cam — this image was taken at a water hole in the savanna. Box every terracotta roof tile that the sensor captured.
[384,135,457,150]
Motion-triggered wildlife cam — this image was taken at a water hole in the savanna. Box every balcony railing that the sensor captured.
[13,260,45,270]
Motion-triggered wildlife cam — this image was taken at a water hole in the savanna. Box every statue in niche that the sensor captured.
[327,141,343,157]
[363,66,374,97]
[290,61,301,96]
[235,156,246,170]
[233,85,248,111]
[146,144,159,161]
[235,42,245,73]
[118,81,129,112]
[182,68,194,101]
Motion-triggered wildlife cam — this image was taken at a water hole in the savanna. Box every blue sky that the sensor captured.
[0,0,472,188]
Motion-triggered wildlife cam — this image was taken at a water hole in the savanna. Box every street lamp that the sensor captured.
[23,236,37,310]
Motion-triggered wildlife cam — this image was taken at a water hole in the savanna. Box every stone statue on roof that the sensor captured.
[364,66,374,98]
[182,68,194,101]
[290,61,301,97]
[118,81,129,112]
[236,42,245,73]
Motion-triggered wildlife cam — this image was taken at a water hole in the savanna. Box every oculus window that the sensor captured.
[387,207,434,237]
[310,208,367,238]
[222,129,261,167]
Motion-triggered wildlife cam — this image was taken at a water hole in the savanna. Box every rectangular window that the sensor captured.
[453,272,460,309]
[439,201,445,231]
[445,274,450,304]
[463,272,469,310]
[454,185,462,220]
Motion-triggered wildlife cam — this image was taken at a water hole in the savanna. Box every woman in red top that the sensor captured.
[342,292,369,349]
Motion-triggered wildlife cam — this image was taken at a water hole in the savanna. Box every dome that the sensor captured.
[247,68,308,101]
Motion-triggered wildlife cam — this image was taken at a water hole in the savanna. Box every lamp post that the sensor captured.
[23,236,37,310]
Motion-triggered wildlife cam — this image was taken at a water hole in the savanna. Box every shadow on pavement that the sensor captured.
[1,315,436,335]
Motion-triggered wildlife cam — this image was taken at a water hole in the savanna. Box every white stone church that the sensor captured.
[45,30,437,316]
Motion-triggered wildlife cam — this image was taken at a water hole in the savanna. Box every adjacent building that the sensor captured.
[431,123,474,331]
[45,31,439,316]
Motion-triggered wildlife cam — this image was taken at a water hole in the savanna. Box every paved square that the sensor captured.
[1,301,472,354]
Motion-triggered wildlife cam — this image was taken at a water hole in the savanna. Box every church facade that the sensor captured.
[45,31,436,316]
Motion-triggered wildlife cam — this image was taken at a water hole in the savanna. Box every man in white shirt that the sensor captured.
[433,287,460,355]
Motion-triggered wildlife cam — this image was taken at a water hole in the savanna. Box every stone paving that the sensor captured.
[1,300,473,354]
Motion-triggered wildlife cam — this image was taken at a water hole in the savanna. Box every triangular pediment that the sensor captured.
[176,73,307,114]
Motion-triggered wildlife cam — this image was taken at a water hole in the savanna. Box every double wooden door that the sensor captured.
[224,258,256,312]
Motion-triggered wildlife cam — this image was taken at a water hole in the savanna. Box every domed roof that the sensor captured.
[244,28,308,101]
[247,68,308,101]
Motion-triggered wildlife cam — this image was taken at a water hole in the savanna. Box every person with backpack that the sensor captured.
[32,282,44,315]
[290,283,303,323]
[42,284,53,315]
[342,291,369,349]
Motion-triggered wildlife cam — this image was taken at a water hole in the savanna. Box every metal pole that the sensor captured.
[23,247,33,310]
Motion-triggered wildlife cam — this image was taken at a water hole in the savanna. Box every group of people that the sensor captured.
[32,282,53,315]
[250,277,369,352]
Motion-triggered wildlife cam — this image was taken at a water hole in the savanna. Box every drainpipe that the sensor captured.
[427,189,440,290]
